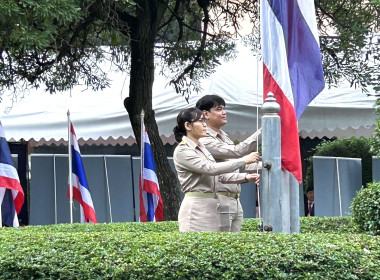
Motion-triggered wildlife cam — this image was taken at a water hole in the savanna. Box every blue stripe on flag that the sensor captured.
[144,142,156,172]
[269,0,325,118]
[71,146,90,190]
[146,192,154,221]
[0,137,13,165]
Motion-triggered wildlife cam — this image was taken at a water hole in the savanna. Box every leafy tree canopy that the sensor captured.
[0,0,379,98]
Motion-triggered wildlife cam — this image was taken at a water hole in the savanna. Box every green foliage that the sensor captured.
[0,1,378,97]
[0,218,379,279]
[243,216,357,234]
[316,1,380,91]
[1,0,81,50]
[305,137,374,190]
[351,182,380,235]
[0,0,131,93]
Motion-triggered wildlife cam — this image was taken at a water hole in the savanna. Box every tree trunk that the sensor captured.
[124,1,180,220]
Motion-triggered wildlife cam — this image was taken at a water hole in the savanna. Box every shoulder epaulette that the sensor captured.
[179,140,187,145]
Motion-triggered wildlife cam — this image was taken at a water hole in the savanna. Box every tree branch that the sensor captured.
[169,0,210,92]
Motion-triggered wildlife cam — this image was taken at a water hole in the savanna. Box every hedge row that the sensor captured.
[9,217,355,234]
[0,218,378,279]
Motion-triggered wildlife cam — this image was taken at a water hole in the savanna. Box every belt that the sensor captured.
[217,192,240,199]
[185,192,217,199]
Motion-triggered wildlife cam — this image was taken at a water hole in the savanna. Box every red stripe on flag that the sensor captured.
[68,185,98,223]
[0,175,24,213]
[139,177,164,222]
[263,64,302,182]
[139,187,148,222]
[144,179,163,221]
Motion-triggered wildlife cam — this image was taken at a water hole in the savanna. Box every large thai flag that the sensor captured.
[261,0,325,182]
[67,122,97,223]
[139,125,163,222]
[0,121,24,227]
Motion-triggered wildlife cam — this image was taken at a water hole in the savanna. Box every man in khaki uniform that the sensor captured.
[196,95,262,232]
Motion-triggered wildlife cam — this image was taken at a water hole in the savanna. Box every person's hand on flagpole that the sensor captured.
[245,173,261,184]
[243,152,260,164]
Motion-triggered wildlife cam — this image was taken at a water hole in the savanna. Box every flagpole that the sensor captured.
[0,188,5,227]
[140,109,145,223]
[67,110,73,224]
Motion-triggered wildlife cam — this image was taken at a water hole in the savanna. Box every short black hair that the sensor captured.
[306,186,314,193]
[195,95,226,111]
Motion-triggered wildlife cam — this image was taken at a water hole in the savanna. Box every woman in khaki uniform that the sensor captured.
[173,108,260,232]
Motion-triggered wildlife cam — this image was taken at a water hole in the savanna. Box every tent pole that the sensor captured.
[336,158,343,216]
[53,155,57,224]
[104,156,113,223]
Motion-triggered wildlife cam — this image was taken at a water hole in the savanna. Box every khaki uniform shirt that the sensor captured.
[199,128,261,193]
[173,136,247,194]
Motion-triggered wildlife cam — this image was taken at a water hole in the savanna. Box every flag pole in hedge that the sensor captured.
[67,110,73,224]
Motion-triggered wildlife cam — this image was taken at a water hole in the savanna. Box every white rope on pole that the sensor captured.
[53,155,57,224]
[103,156,113,223]
[256,0,262,222]
[67,110,73,224]
[336,158,343,217]
[140,109,145,222]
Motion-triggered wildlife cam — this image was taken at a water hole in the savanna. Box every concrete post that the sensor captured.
[260,92,282,233]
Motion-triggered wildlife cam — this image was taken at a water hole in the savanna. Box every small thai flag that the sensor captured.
[0,121,24,227]
[67,122,97,223]
[139,125,163,222]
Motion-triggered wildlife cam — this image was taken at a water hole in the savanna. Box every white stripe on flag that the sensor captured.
[12,210,19,227]
[0,123,5,137]
[0,188,5,203]
[143,168,159,187]
[143,131,151,145]
[261,0,294,105]
[297,0,319,45]
[70,175,95,208]
[0,163,19,180]
[79,184,95,208]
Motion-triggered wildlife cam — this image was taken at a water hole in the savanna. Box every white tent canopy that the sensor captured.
[0,44,377,146]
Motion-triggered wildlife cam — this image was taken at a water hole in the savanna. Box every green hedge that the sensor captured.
[352,182,380,235]
[1,218,379,279]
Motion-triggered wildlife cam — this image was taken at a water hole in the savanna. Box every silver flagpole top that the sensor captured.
[262,92,280,115]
